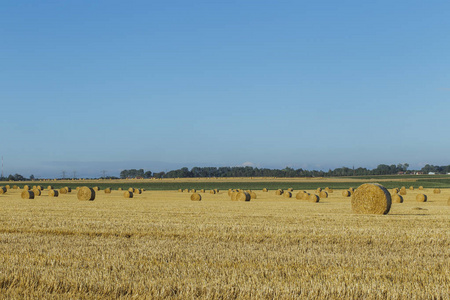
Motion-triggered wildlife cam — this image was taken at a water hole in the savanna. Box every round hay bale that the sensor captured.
[13,185,18,189]
[342,190,351,197]
[134,188,141,194]
[0,187,7,194]
[433,188,441,194]
[231,191,238,201]
[190,189,196,193]
[418,186,424,190]
[32,189,41,196]
[284,191,292,198]
[399,188,407,195]
[349,187,354,193]
[190,193,201,201]
[295,191,306,199]
[227,189,233,196]
[104,188,111,194]
[48,190,59,197]
[302,192,310,200]
[23,185,30,191]
[118,187,122,191]
[319,191,328,198]
[21,190,35,199]
[36,185,43,190]
[409,186,414,190]
[316,188,322,193]
[183,189,189,192]
[275,189,283,195]
[128,187,134,192]
[210,190,216,194]
[200,189,205,193]
[262,188,268,192]
[92,187,100,191]
[123,191,133,198]
[416,194,427,202]
[66,187,71,193]
[77,187,96,201]
[392,194,403,203]
[351,183,391,215]
[5,185,10,189]
[178,189,182,192]
[214,189,219,193]
[250,191,257,199]
[392,188,399,194]
[59,187,68,194]
[288,188,294,192]
[236,191,250,201]
[309,194,320,203]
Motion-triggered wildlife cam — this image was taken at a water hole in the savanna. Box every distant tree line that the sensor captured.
[117,163,449,178]
[2,163,450,181]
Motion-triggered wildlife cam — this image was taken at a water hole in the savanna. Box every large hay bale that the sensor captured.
[48,190,59,197]
[250,191,257,199]
[0,187,7,194]
[309,194,320,203]
[32,189,41,196]
[227,189,233,196]
[118,188,123,191]
[392,194,403,203]
[409,186,414,190]
[5,185,10,189]
[392,188,399,194]
[92,186,100,191]
[351,183,391,215]
[416,194,427,202]
[21,190,35,199]
[433,188,441,194]
[284,191,292,198]
[190,193,201,201]
[77,187,96,201]
[128,187,134,192]
[288,188,294,192]
[319,191,328,198]
[59,187,68,194]
[262,188,268,192]
[214,189,219,193]
[36,185,43,190]
[190,189,196,193]
[342,190,351,197]
[23,185,30,191]
[231,191,238,201]
[210,190,216,194]
[123,191,133,198]
[399,188,407,195]
[302,192,310,200]
[134,188,142,194]
[200,189,205,193]
[418,186,424,190]
[47,185,54,190]
[236,191,251,201]
[104,188,111,194]
[178,189,182,192]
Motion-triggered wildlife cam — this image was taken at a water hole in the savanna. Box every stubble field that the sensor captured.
[0,183,449,299]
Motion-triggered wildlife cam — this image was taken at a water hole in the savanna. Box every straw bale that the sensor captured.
[295,191,305,200]
[48,190,59,197]
[21,190,35,199]
[231,191,238,201]
[104,188,111,194]
[92,187,100,191]
[32,189,41,196]
[210,190,216,194]
[178,189,182,192]
[416,194,427,202]
[418,186,424,190]
[77,187,96,201]
[392,194,403,203]
[319,191,328,198]
[275,189,284,195]
[342,190,351,197]
[59,187,68,194]
[283,191,292,198]
[262,188,268,192]
[409,186,414,190]
[433,188,441,194]
[392,188,399,194]
[190,193,202,201]
[5,185,10,189]
[118,188,122,191]
[200,189,205,193]
[351,183,391,215]
[288,188,294,192]
[134,188,142,194]
[123,191,133,198]
[309,194,320,203]
[399,188,407,195]
[236,191,251,201]
[23,185,30,191]
[0,187,6,194]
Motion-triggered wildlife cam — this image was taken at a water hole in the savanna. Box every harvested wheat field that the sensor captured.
[0,185,449,299]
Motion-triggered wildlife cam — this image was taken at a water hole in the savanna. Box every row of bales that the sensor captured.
[341,185,442,203]
[0,185,145,201]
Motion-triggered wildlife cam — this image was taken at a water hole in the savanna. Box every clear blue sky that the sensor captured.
[1,1,449,178]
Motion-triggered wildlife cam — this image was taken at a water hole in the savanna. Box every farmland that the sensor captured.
[0,179,449,299]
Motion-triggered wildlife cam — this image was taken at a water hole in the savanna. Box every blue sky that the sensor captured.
[1,1,449,178]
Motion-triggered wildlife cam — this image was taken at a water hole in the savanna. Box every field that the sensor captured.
[0,180,449,299]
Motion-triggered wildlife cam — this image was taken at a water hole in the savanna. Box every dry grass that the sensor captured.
[0,187,448,299]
